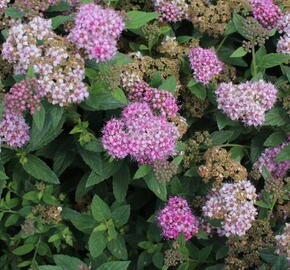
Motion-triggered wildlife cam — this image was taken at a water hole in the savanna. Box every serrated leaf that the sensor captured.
[126,11,160,29]
[158,75,176,94]
[264,107,289,126]
[97,261,130,270]
[232,13,248,39]
[53,255,86,269]
[133,164,151,179]
[230,46,247,58]
[107,235,128,260]
[32,104,45,130]
[5,7,24,18]
[188,83,207,100]
[112,205,130,228]
[13,244,34,256]
[91,195,111,222]
[22,154,59,184]
[259,53,290,69]
[113,165,130,202]
[275,144,290,162]
[144,172,167,201]
[89,231,107,258]
[264,132,287,147]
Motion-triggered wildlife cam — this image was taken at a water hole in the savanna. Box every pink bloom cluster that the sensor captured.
[277,34,290,54]
[157,3,183,23]
[157,197,199,240]
[4,78,44,115]
[277,12,290,34]
[0,0,8,9]
[215,80,277,126]
[125,82,179,117]
[101,102,179,164]
[0,111,30,148]
[69,4,125,62]
[202,180,257,237]
[189,48,224,84]
[2,17,88,106]
[275,223,290,264]
[249,0,282,29]
[254,142,290,178]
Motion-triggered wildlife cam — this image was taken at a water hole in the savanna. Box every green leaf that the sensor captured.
[188,83,207,100]
[224,20,236,35]
[13,244,34,256]
[39,267,62,270]
[275,144,290,162]
[5,7,24,18]
[196,229,208,240]
[144,172,167,201]
[91,195,111,222]
[264,107,289,126]
[264,132,287,147]
[111,88,128,105]
[32,104,45,130]
[46,1,71,12]
[113,165,130,202]
[25,66,35,79]
[107,235,128,260]
[210,130,234,146]
[112,205,130,228]
[133,164,151,179]
[158,75,176,94]
[230,146,244,162]
[126,11,160,29]
[18,261,32,268]
[199,245,213,262]
[96,261,130,270]
[255,200,271,209]
[83,139,103,152]
[206,218,223,227]
[216,112,234,130]
[150,72,162,88]
[232,13,248,39]
[22,154,59,184]
[52,14,75,30]
[89,231,107,258]
[218,46,248,67]
[5,214,19,227]
[205,264,225,270]
[258,53,290,69]
[0,163,8,180]
[216,246,229,260]
[230,46,247,58]
[54,255,85,269]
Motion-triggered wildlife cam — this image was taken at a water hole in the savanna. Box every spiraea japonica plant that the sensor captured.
[0,0,289,270]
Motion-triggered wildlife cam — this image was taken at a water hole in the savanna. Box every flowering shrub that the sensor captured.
[0,1,289,270]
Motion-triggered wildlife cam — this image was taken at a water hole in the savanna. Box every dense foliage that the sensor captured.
[0,0,289,270]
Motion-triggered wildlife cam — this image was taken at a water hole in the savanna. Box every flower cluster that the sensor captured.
[164,249,184,267]
[189,48,224,84]
[4,78,44,115]
[3,17,88,106]
[249,0,282,30]
[157,197,199,240]
[153,0,189,20]
[13,0,58,19]
[101,102,179,164]
[0,111,30,148]
[69,3,125,62]
[202,180,257,237]
[277,12,290,54]
[0,0,8,10]
[215,80,277,126]
[254,142,290,178]
[198,147,248,188]
[156,3,183,23]
[275,223,290,264]
[125,82,179,117]
[153,160,178,183]
[277,34,290,54]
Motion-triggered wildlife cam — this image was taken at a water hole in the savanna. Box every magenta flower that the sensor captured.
[215,80,277,126]
[157,3,183,23]
[69,3,125,62]
[189,48,223,84]
[157,197,199,240]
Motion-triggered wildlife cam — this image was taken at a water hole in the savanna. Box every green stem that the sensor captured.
[252,46,257,77]
[0,209,17,214]
[216,36,227,53]
[32,237,41,267]
[219,144,250,148]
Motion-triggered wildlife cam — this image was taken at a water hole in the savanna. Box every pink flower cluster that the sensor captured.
[0,111,30,148]
[277,34,290,54]
[215,80,277,126]
[0,0,8,9]
[249,0,282,29]
[2,17,88,106]
[101,102,179,164]
[125,82,179,117]
[254,142,290,178]
[157,197,199,240]
[275,223,290,264]
[157,3,183,23]
[4,78,44,115]
[202,180,257,237]
[189,48,224,84]
[69,4,125,62]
